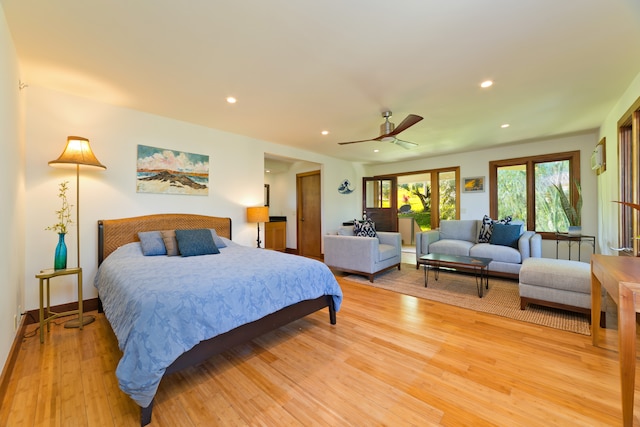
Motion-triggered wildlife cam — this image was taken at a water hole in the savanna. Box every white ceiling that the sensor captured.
[3,0,640,164]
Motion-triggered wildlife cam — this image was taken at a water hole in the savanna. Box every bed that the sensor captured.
[94,213,343,426]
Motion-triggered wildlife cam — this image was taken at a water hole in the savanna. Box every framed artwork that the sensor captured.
[592,137,606,176]
[338,179,354,194]
[136,145,209,195]
[463,176,485,193]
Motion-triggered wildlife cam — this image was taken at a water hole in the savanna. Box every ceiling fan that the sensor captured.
[338,111,423,149]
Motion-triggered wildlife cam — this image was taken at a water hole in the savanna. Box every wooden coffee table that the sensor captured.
[418,253,492,297]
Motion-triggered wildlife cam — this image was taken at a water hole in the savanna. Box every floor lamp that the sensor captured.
[246,206,269,248]
[49,136,106,328]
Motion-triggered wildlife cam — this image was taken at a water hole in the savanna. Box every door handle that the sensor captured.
[610,247,634,253]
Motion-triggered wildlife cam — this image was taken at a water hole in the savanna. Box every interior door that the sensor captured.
[362,176,398,232]
[297,170,322,258]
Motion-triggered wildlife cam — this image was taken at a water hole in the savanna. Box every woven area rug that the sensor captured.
[342,265,591,335]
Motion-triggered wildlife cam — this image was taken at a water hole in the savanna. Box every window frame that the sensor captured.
[384,166,460,230]
[489,150,581,238]
[617,96,640,256]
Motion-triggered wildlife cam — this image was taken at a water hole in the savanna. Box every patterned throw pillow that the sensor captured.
[478,215,493,243]
[353,218,377,238]
[478,215,512,243]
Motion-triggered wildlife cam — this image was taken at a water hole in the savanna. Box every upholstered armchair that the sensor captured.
[323,226,402,282]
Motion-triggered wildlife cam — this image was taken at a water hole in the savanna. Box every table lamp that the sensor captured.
[246,206,269,248]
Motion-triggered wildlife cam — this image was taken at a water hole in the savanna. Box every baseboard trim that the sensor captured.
[0,314,28,404]
[24,298,100,325]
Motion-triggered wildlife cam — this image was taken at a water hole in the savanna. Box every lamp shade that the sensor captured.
[246,206,269,223]
[49,136,106,169]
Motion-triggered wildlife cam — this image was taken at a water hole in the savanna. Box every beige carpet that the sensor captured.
[342,265,591,335]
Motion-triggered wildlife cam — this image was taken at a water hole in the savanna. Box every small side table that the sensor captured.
[36,267,85,343]
[554,233,596,261]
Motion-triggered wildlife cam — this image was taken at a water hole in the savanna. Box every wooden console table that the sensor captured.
[591,254,640,427]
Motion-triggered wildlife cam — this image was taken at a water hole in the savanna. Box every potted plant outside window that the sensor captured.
[553,181,582,235]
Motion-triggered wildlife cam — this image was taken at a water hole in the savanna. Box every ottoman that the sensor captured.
[518,257,605,327]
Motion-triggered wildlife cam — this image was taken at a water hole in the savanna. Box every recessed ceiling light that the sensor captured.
[321,130,329,135]
[480,80,493,88]
[373,149,379,153]
[501,123,510,128]
[265,169,271,173]
[226,96,237,104]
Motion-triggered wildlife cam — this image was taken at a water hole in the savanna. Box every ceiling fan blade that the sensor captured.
[386,114,423,137]
[393,139,418,149]
[337,138,377,145]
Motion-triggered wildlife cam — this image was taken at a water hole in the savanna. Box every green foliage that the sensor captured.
[46,181,73,234]
[413,211,431,230]
[439,178,456,220]
[497,168,527,221]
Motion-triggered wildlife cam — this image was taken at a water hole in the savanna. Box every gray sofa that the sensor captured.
[415,219,542,278]
[324,226,402,282]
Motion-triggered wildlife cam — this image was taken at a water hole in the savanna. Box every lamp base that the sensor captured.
[64,314,95,329]
[256,223,262,248]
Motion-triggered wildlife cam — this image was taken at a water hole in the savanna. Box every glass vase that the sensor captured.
[54,233,67,270]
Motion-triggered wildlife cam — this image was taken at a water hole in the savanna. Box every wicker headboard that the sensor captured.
[98,213,232,264]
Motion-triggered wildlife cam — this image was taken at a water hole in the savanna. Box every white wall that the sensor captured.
[0,6,25,376]
[597,71,640,255]
[365,131,599,259]
[22,86,360,312]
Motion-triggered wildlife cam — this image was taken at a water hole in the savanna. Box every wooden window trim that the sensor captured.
[489,150,580,239]
[378,166,460,229]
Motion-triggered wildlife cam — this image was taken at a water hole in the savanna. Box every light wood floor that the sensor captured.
[1,276,638,426]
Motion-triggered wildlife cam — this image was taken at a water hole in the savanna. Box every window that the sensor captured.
[490,151,581,236]
[397,167,460,231]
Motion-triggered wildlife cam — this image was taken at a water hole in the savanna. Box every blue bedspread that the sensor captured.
[94,239,343,408]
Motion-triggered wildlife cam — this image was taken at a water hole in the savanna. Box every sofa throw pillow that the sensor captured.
[175,228,220,257]
[477,215,493,243]
[489,223,521,248]
[354,218,377,238]
[478,215,513,243]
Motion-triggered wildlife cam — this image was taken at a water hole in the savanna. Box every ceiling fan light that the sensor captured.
[380,136,395,142]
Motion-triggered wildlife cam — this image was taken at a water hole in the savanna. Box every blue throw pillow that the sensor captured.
[489,223,521,248]
[175,228,220,257]
[137,231,167,256]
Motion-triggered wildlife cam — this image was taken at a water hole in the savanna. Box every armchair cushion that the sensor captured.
[378,244,397,262]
